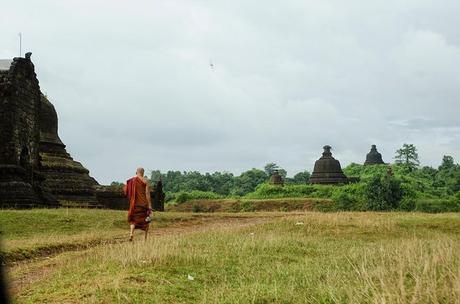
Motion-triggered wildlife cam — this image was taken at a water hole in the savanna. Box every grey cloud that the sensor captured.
[1,0,459,183]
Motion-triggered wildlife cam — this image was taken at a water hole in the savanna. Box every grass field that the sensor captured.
[1,209,459,303]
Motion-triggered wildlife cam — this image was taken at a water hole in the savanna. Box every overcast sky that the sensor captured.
[1,0,459,184]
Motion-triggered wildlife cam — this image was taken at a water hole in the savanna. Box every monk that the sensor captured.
[123,167,152,241]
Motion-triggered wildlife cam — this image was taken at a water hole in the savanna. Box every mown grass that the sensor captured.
[8,212,460,303]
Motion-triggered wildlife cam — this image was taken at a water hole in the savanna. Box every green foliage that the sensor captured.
[343,163,388,181]
[264,163,287,179]
[148,152,460,213]
[414,198,460,213]
[173,191,224,204]
[290,171,311,184]
[245,183,329,199]
[364,173,403,211]
[399,198,416,211]
[395,143,420,172]
[232,168,268,196]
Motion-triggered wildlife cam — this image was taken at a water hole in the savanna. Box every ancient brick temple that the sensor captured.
[309,145,348,185]
[364,145,385,165]
[269,170,284,186]
[39,94,100,206]
[0,55,57,207]
[1,54,165,210]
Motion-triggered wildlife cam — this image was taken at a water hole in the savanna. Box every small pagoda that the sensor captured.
[309,145,348,185]
[364,145,385,165]
[269,170,284,186]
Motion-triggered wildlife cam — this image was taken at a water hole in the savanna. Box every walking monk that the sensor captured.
[123,167,152,241]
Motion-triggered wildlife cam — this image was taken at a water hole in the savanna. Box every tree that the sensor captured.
[232,168,268,196]
[435,156,459,193]
[438,155,455,171]
[264,163,278,176]
[395,144,419,172]
[292,171,311,184]
[150,170,162,182]
[264,163,287,178]
[364,173,403,211]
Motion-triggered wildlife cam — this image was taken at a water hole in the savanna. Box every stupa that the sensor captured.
[364,145,385,165]
[269,170,284,186]
[309,145,348,184]
[39,94,100,206]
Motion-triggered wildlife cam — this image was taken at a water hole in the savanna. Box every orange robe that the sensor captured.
[124,176,150,230]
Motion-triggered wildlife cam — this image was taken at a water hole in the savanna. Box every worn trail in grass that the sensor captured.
[2,210,288,299]
[0,209,286,262]
[4,211,459,303]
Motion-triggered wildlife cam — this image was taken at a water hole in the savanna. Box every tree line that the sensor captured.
[111,144,460,206]
[148,163,311,196]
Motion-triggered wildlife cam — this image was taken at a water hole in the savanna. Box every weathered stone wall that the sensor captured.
[39,95,100,207]
[0,57,57,207]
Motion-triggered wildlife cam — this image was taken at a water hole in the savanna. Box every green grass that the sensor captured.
[6,211,460,303]
[0,209,242,261]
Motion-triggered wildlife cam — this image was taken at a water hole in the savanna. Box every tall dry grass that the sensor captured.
[9,212,460,303]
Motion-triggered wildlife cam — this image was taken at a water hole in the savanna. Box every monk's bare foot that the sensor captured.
[129,235,133,242]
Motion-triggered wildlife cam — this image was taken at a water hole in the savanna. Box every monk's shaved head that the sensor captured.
[136,167,145,176]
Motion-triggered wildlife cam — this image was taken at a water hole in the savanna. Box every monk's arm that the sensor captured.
[146,183,152,209]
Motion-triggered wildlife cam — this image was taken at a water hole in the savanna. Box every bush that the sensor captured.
[364,174,403,211]
[229,200,255,212]
[191,204,203,213]
[399,198,416,211]
[175,192,189,204]
[331,192,359,211]
[414,199,460,213]
[174,191,224,204]
[239,201,255,212]
[245,183,335,199]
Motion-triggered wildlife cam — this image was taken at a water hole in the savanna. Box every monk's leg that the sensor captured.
[129,224,135,241]
[144,225,149,241]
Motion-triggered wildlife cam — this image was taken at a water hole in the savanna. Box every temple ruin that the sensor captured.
[309,145,348,185]
[39,94,100,207]
[0,54,164,210]
[269,170,284,186]
[0,55,57,207]
[364,145,385,165]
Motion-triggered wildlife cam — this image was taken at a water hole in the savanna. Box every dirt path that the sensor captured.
[7,214,294,296]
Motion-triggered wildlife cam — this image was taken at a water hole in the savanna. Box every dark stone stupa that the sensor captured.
[364,145,385,165]
[269,170,284,186]
[39,95,100,207]
[309,145,348,185]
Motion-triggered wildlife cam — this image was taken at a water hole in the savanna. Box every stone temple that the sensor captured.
[269,170,284,186]
[0,55,57,207]
[309,145,348,185]
[0,54,165,210]
[39,94,100,206]
[364,145,385,165]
